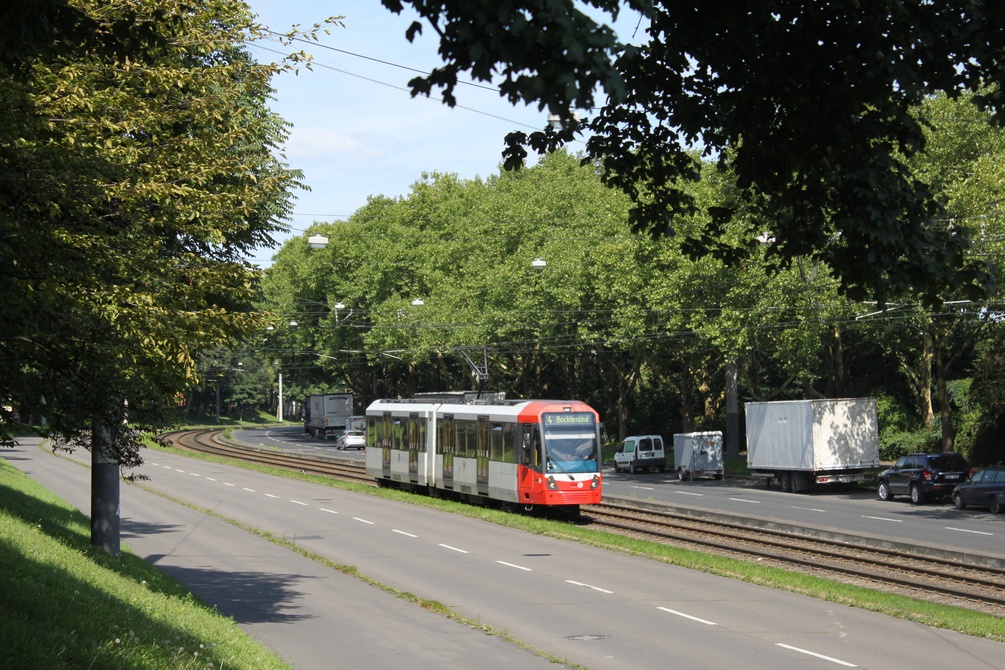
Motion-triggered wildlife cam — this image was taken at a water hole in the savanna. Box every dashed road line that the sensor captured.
[775,643,856,667]
[565,580,613,594]
[439,543,468,553]
[862,515,901,522]
[657,606,717,626]
[946,526,993,536]
[353,517,375,525]
[290,500,308,506]
[497,561,532,571]
[392,529,416,537]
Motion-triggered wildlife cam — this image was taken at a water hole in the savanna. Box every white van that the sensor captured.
[613,435,666,474]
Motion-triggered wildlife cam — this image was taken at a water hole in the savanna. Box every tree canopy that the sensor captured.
[0,0,304,457]
[382,0,1005,305]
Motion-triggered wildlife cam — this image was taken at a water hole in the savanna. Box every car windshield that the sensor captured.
[346,431,363,437]
[542,412,599,474]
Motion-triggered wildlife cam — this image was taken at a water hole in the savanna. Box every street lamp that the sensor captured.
[308,234,329,249]
[531,258,547,269]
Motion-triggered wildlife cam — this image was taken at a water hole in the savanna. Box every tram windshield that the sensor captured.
[541,412,600,473]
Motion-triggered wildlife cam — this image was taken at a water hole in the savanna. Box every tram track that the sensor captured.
[586,502,1005,615]
[159,429,375,486]
[158,429,1005,615]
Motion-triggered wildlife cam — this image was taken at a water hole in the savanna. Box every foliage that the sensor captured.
[383,0,1005,305]
[0,0,305,460]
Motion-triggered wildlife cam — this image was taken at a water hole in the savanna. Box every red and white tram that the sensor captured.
[365,395,602,512]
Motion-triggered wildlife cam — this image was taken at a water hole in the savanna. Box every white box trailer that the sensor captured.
[306,393,354,440]
[673,431,724,481]
[745,398,880,492]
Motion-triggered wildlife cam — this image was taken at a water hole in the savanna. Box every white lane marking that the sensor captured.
[657,606,717,626]
[265,493,279,498]
[946,526,994,536]
[205,477,216,482]
[320,508,339,515]
[775,643,857,667]
[729,498,760,504]
[353,517,375,525]
[189,472,201,477]
[392,529,416,537]
[223,482,235,487]
[497,561,532,571]
[676,491,703,497]
[792,506,825,512]
[565,580,613,594]
[290,500,308,506]
[630,485,654,491]
[243,487,256,492]
[175,469,186,473]
[163,465,172,469]
[439,543,469,553]
[862,515,901,523]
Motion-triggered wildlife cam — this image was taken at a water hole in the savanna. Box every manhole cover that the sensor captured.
[565,634,610,641]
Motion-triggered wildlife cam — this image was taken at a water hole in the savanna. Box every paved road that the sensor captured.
[9,437,1005,669]
[235,425,1005,561]
[6,438,559,670]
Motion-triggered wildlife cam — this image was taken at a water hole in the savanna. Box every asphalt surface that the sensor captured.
[10,433,1005,670]
[6,437,561,670]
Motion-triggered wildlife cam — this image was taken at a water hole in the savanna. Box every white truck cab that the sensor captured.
[613,435,666,474]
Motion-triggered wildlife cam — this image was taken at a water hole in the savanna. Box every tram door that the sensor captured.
[407,413,420,484]
[518,423,541,496]
[441,415,454,489]
[380,413,391,480]
[476,416,490,495]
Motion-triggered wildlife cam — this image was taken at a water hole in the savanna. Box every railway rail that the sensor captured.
[160,429,374,486]
[587,503,1005,615]
[159,429,1005,615]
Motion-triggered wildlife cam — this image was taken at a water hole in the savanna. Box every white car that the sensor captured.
[336,429,366,450]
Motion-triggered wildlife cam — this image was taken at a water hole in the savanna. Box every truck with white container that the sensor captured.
[745,398,880,492]
[673,431,724,481]
[305,393,354,440]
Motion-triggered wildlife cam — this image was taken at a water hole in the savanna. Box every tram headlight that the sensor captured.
[546,475,558,490]
[591,475,600,489]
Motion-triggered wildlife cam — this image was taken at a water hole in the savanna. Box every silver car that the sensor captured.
[336,429,366,450]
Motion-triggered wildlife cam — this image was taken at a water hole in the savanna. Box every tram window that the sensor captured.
[501,423,515,463]
[392,419,404,450]
[490,424,503,461]
[456,420,471,457]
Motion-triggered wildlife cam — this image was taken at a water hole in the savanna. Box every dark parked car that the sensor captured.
[952,465,1005,514]
[877,452,971,505]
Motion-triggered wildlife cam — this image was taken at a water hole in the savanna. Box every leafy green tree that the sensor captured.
[0,0,306,552]
[382,0,1005,305]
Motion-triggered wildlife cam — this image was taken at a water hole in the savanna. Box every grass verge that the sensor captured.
[0,459,292,670]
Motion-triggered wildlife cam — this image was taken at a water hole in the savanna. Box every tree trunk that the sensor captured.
[919,329,936,428]
[931,327,957,451]
[91,420,120,557]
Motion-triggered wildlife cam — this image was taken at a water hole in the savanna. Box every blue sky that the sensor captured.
[245,1,562,264]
